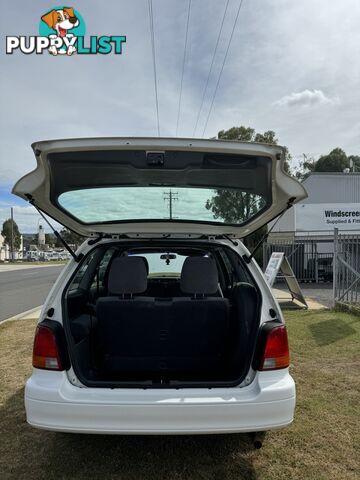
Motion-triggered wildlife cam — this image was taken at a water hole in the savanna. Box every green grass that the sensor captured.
[0,311,359,480]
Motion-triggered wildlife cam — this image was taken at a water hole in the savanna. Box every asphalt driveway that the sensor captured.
[0,265,64,321]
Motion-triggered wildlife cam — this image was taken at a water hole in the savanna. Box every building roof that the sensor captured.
[301,172,360,204]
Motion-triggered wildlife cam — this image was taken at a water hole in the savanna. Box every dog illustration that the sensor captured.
[41,7,79,56]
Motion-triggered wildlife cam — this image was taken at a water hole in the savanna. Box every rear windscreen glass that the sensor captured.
[58,186,268,225]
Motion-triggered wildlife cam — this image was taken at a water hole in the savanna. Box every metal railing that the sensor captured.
[263,239,334,283]
[334,228,360,307]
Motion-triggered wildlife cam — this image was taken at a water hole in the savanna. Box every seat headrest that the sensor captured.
[108,257,147,295]
[180,257,218,295]
[137,256,149,275]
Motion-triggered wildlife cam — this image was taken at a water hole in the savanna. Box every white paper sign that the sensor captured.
[264,252,284,287]
[264,252,307,308]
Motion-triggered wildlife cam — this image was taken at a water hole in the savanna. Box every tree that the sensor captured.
[205,190,266,223]
[55,228,84,248]
[1,218,21,251]
[45,233,56,245]
[217,126,290,173]
[314,148,349,172]
[294,154,316,181]
[206,126,288,265]
[218,126,255,142]
[254,130,278,144]
[348,155,360,171]
[294,149,360,179]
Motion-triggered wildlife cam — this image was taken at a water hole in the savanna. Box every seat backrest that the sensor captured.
[172,256,230,363]
[96,256,154,369]
[230,282,259,338]
[96,255,231,377]
[225,282,260,375]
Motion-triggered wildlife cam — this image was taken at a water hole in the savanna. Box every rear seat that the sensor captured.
[96,255,230,379]
[96,257,156,373]
[169,257,230,373]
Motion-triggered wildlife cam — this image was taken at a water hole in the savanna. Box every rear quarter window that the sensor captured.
[220,248,254,286]
[68,251,97,291]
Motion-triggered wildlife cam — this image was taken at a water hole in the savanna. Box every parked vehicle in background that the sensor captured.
[26,250,40,262]
[317,256,333,282]
[306,256,333,282]
[25,249,71,262]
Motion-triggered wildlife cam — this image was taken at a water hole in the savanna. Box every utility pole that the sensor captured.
[10,207,14,262]
[163,190,178,219]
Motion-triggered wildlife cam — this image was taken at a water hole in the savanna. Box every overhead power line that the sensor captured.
[192,0,230,137]
[201,0,246,138]
[175,0,192,136]
[148,0,160,136]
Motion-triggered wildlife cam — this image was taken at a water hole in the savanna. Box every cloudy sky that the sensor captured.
[1,0,359,232]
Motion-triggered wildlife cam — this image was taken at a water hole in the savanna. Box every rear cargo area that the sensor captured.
[64,241,261,387]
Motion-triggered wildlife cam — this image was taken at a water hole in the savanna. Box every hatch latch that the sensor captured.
[147,151,165,167]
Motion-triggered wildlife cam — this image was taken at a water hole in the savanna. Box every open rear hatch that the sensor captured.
[13,138,307,388]
[12,137,307,238]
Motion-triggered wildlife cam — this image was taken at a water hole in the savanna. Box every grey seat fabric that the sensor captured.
[96,255,230,379]
[170,256,230,372]
[136,256,149,275]
[180,256,219,296]
[226,282,260,376]
[71,314,94,343]
[96,256,154,372]
[107,256,148,295]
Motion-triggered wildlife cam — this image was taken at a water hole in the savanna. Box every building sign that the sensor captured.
[296,203,360,231]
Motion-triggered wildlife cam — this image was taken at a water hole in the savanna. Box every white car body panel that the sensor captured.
[24,238,295,434]
[25,369,295,434]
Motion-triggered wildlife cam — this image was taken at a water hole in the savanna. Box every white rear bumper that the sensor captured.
[25,369,296,434]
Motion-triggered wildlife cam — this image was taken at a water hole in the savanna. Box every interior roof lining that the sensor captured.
[48,150,272,197]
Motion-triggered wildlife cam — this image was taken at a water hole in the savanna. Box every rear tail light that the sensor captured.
[257,324,290,371]
[33,324,64,371]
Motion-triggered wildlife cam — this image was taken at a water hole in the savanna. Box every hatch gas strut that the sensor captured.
[243,197,296,264]
[26,195,82,262]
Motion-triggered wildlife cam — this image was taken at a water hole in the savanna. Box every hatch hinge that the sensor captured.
[25,195,83,262]
[222,235,239,247]
[88,234,104,245]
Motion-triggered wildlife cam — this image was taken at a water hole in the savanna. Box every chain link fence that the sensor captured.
[334,228,360,308]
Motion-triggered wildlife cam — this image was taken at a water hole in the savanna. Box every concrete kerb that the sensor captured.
[0,306,42,325]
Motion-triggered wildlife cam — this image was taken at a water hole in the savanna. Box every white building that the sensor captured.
[270,172,360,246]
[38,224,46,245]
[0,233,9,261]
[0,232,23,261]
[266,172,360,282]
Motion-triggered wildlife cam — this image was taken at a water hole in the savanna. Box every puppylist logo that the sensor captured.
[6,6,126,55]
